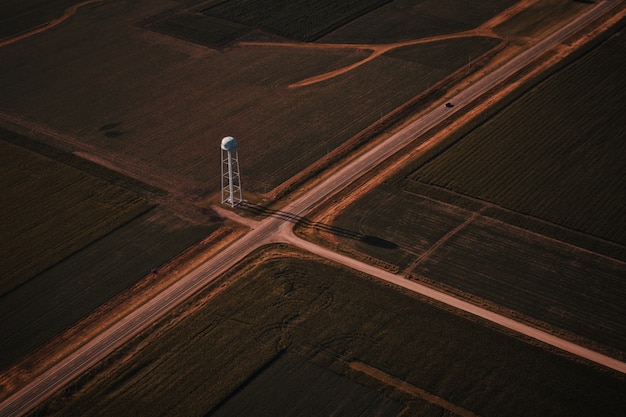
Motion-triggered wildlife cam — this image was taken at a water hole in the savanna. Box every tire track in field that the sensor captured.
[404,207,485,274]
[0,0,106,48]
[350,361,481,417]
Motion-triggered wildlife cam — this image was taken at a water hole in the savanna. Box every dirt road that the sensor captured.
[279,226,626,375]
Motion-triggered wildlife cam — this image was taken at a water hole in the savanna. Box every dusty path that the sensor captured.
[0,0,105,48]
[276,226,626,375]
[237,0,547,88]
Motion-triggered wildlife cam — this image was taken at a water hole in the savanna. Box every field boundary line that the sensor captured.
[404,183,626,265]
[0,111,195,199]
[350,361,481,417]
[404,209,484,274]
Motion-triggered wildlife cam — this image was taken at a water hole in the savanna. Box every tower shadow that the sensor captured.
[241,202,398,249]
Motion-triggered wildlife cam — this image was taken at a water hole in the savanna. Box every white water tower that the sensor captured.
[221,136,242,207]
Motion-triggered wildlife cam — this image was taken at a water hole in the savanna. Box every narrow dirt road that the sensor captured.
[237,0,542,88]
[240,27,497,88]
[278,226,626,375]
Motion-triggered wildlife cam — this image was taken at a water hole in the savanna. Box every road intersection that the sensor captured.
[1,1,623,415]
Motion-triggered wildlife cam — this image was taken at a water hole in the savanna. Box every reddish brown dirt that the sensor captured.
[0,224,247,400]
[350,361,481,417]
[241,26,498,89]
[0,0,105,47]
[237,0,548,89]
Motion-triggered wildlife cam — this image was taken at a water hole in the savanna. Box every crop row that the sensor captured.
[410,26,626,245]
[414,215,626,352]
[148,13,250,48]
[201,0,392,42]
[0,140,152,296]
[330,25,626,358]
[332,185,471,269]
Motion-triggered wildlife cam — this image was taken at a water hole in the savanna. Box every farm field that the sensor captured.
[200,0,395,43]
[493,0,591,38]
[0,137,152,296]
[1,0,619,413]
[410,27,626,246]
[38,253,626,417]
[149,0,518,46]
[331,186,626,353]
[0,132,219,371]
[321,0,517,43]
[0,0,507,200]
[0,206,217,371]
[330,21,626,355]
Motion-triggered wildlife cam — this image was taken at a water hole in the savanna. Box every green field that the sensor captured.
[39,253,626,417]
[0,139,152,296]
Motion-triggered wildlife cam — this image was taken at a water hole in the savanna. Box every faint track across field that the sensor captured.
[0,0,106,48]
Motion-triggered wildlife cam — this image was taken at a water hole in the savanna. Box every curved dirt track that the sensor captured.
[236,0,546,88]
[240,28,498,88]
[279,227,626,375]
[0,0,105,48]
